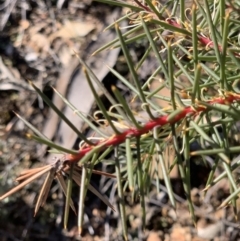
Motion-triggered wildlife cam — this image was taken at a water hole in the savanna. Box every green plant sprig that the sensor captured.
[64,92,240,163]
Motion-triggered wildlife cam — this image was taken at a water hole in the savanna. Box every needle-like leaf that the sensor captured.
[16,166,50,182]
[56,173,76,214]
[64,163,74,229]
[71,168,115,211]
[34,167,55,216]
[0,165,52,201]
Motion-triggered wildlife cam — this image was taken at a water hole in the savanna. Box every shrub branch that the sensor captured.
[65,92,240,163]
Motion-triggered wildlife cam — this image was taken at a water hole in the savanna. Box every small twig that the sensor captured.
[166,18,240,58]
[133,0,151,12]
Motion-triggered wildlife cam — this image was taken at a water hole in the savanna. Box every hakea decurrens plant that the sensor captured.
[65,92,240,163]
[1,92,240,203]
[130,0,240,58]
[2,0,240,236]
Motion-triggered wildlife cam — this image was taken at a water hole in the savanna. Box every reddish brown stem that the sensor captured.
[133,0,151,12]
[65,93,240,163]
[166,19,240,58]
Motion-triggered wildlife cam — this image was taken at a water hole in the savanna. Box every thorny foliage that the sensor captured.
[2,0,240,239]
